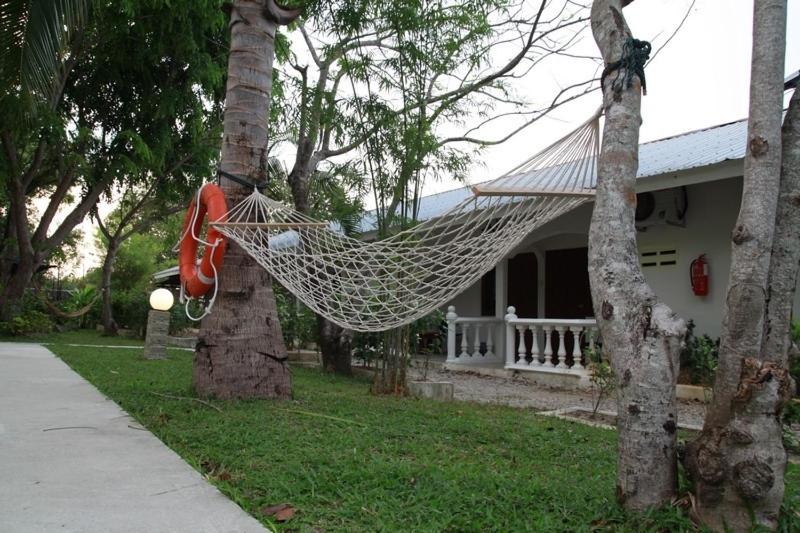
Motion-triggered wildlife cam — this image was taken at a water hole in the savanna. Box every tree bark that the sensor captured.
[288,136,354,376]
[193,0,299,400]
[0,266,34,320]
[100,237,120,335]
[683,2,790,530]
[762,87,800,364]
[0,165,110,320]
[371,327,409,395]
[317,314,352,375]
[588,0,686,510]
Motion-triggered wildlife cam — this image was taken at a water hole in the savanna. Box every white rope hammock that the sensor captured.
[209,112,601,332]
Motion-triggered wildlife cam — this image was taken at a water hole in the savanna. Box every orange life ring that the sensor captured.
[179,184,228,298]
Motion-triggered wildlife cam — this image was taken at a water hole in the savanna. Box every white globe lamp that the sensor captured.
[144,288,174,360]
[149,288,174,311]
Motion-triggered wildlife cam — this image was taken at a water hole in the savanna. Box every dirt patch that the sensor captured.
[410,366,709,429]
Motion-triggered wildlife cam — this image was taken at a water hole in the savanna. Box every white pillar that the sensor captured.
[504,306,517,367]
[572,327,584,370]
[543,326,554,367]
[517,325,527,365]
[530,325,541,366]
[555,326,568,369]
[472,323,482,357]
[446,306,458,362]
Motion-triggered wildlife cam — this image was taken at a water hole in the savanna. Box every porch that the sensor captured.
[439,217,602,389]
[443,305,600,389]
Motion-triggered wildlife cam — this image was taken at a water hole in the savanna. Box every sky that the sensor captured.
[54,0,800,275]
[432,0,800,194]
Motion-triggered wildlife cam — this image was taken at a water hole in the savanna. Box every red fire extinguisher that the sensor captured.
[690,254,709,296]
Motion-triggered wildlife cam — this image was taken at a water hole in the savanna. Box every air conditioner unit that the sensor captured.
[635,186,688,231]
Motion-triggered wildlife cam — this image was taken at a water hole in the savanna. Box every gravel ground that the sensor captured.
[408,365,708,428]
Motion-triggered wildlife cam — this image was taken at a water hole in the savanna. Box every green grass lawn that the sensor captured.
[0,328,144,346]
[19,332,800,531]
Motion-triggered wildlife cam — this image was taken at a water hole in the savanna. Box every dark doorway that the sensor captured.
[545,247,593,319]
[544,247,593,361]
[507,252,538,318]
[480,268,495,317]
[506,252,538,362]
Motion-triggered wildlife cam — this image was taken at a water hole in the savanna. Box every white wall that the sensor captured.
[448,281,482,317]
[444,176,800,340]
[634,179,741,337]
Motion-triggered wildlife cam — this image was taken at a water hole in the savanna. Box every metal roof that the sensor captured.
[358,117,747,232]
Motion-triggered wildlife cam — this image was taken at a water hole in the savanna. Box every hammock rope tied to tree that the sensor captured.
[204,110,602,332]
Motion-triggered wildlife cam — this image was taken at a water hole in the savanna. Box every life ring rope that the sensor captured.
[178,183,227,321]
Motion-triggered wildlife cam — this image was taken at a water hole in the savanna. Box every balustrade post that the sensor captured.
[572,327,585,370]
[504,306,517,367]
[530,325,541,366]
[473,323,482,357]
[446,306,458,363]
[485,326,495,358]
[460,323,470,358]
[555,327,568,368]
[543,326,554,367]
[516,325,527,365]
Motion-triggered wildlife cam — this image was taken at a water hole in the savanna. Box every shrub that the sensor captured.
[0,309,54,336]
[61,285,101,329]
[680,320,719,386]
[111,289,150,335]
[586,346,615,416]
[274,283,317,349]
[410,309,445,356]
[352,331,382,368]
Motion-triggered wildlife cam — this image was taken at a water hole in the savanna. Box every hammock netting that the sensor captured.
[211,113,600,332]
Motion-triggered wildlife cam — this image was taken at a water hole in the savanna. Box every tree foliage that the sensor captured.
[0,0,228,318]
[0,0,88,114]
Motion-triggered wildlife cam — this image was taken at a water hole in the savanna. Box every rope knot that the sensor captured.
[602,37,652,97]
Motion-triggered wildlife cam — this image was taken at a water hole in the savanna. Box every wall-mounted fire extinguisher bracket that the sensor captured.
[690,254,709,296]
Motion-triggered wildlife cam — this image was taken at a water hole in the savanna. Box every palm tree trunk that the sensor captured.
[193,0,299,399]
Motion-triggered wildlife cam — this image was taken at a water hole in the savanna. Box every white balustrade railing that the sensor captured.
[445,306,503,364]
[504,306,599,374]
[445,305,600,373]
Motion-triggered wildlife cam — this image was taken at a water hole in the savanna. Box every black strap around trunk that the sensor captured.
[216,168,268,192]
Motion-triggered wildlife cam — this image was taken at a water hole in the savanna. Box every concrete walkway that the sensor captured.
[0,343,268,533]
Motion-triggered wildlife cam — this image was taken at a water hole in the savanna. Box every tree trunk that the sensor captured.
[372,327,409,395]
[193,0,299,400]
[100,238,120,335]
[0,262,35,321]
[288,151,355,376]
[762,87,800,365]
[1,177,36,320]
[588,0,686,510]
[683,2,790,530]
[0,214,17,288]
[317,314,352,375]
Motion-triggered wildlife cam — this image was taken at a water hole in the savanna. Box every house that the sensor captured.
[359,114,800,387]
[154,91,799,390]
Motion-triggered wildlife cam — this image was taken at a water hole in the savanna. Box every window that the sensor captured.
[640,247,679,268]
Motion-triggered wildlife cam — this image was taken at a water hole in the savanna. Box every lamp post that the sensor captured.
[143,288,174,360]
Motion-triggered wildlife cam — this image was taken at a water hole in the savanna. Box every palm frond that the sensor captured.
[0,0,87,107]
